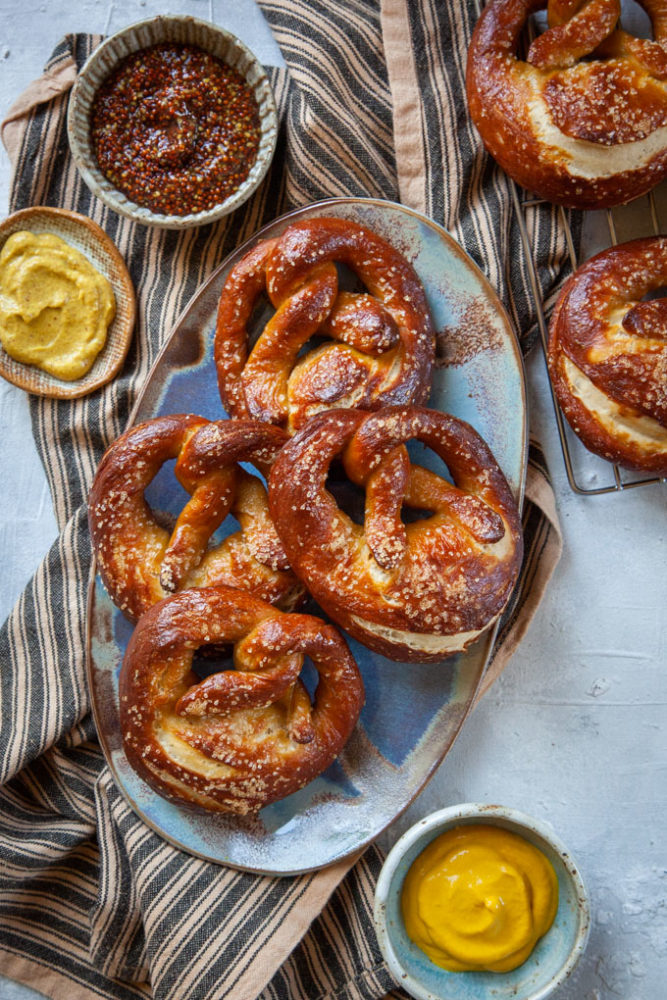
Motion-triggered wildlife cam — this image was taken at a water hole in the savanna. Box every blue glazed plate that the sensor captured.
[86,198,527,874]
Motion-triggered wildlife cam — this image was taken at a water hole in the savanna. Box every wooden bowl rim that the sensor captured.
[0,205,136,399]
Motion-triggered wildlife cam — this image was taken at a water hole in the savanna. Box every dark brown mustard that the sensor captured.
[90,43,261,216]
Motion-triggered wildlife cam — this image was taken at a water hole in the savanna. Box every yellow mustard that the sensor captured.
[401,824,558,973]
[0,230,115,380]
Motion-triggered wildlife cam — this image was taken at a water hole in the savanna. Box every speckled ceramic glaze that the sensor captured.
[86,198,527,874]
[67,15,277,229]
[373,804,591,1000]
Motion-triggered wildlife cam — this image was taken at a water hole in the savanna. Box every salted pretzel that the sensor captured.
[119,585,364,814]
[268,406,523,663]
[88,415,303,621]
[467,0,667,208]
[214,217,434,433]
[548,236,667,474]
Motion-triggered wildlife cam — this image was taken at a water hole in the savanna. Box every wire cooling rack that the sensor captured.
[511,182,667,496]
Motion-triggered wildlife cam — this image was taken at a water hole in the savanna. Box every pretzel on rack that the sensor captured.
[214,216,434,433]
[119,585,364,814]
[88,415,303,621]
[467,0,667,208]
[268,406,523,663]
[548,236,667,474]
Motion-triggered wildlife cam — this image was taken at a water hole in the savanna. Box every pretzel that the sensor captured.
[268,406,523,662]
[548,236,667,474]
[467,0,667,208]
[214,217,434,433]
[88,415,303,621]
[119,586,364,814]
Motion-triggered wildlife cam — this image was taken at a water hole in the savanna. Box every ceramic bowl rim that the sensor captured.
[66,14,278,229]
[373,802,591,1000]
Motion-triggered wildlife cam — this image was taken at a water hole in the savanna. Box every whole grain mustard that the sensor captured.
[0,231,115,380]
[401,824,558,973]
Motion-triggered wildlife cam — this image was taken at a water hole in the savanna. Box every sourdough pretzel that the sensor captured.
[89,415,303,620]
[268,407,523,663]
[548,236,667,474]
[215,217,434,432]
[467,0,667,208]
[119,586,364,814]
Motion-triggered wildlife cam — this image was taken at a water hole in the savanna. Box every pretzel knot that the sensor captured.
[268,406,523,663]
[548,235,667,474]
[88,415,304,621]
[467,0,667,208]
[119,586,364,814]
[214,217,434,433]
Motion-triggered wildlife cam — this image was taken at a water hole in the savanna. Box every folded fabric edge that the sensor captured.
[0,948,150,1000]
[1,57,77,167]
[379,0,426,215]
[475,448,563,702]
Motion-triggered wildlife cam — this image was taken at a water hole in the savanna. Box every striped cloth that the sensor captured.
[0,2,574,998]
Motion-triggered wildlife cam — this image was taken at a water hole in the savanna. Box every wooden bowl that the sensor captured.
[0,206,135,399]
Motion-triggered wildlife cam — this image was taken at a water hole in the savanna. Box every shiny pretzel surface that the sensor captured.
[268,406,523,663]
[548,236,667,474]
[119,585,364,814]
[214,216,434,433]
[88,415,303,621]
[467,0,667,208]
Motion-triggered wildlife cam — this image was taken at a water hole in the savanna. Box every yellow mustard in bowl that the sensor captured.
[401,824,559,973]
[0,231,115,380]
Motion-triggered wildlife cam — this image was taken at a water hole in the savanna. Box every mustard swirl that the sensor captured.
[401,824,558,973]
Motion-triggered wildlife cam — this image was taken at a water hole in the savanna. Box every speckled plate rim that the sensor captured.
[373,803,591,1000]
[67,14,278,229]
[86,197,528,874]
[0,205,136,398]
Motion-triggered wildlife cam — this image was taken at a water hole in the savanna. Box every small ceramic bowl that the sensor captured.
[374,804,590,1000]
[0,206,135,399]
[67,15,278,229]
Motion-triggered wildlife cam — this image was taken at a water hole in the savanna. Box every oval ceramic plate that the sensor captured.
[86,197,527,874]
[0,206,135,398]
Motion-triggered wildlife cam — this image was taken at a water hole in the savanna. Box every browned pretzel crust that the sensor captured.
[467,0,667,208]
[119,586,364,814]
[214,217,434,433]
[88,415,303,621]
[548,236,667,473]
[268,407,523,663]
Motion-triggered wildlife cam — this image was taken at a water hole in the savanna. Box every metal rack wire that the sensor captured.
[511,182,667,496]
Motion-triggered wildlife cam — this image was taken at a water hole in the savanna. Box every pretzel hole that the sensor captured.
[325,470,366,525]
[190,646,235,679]
[639,285,667,302]
[401,504,435,523]
[619,2,652,40]
[144,458,190,520]
[406,439,456,487]
[296,656,318,701]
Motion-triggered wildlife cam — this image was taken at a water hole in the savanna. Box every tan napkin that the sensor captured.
[0,3,569,998]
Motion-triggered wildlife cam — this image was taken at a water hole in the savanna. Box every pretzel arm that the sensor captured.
[215,238,278,417]
[362,447,410,570]
[242,262,338,424]
[528,0,620,69]
[175,653,303,716]
[405,466,506,545]
[321,291,400,354]
[160,470,236,593]
[232,471,292,571]
[622,298,667,339]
